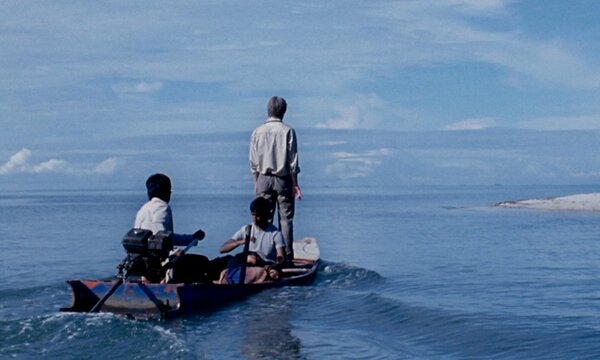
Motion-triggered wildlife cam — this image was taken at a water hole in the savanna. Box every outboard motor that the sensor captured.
[119,228,174,282]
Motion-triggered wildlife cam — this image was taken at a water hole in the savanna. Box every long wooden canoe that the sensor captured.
[61,238,319,319]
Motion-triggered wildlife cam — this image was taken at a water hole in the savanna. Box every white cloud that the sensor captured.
[0,148,32,174]
[444,117,496,130]
[325,148,391,178]
[31,159,69,173]
[112,81,163,94]
[0,149,123,176]
[451,0,508,13]
[323,141,347,146]
[476,39,600,90]
[1,0,599,138]
[90,157,124,174]
[316,94,384,130]
[372,1,600,90]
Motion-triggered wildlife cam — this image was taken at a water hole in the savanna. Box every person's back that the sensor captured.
[134,173,204,246]
[132,173,207,283]
[249,96,302,260]
[250,119,296,177]
[134,197,173,235]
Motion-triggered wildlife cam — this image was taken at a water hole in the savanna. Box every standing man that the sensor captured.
[250,96,302,260]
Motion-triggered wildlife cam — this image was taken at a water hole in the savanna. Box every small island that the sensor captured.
[496,193,600,212]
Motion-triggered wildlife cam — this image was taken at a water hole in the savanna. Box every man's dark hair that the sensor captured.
[267,96,287,119]
[146,173,171,201]
[250,196,273,216]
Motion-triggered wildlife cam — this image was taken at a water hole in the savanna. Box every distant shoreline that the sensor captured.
[496,193,600,212]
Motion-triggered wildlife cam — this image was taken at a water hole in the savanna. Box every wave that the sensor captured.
[0,311,196,359]
[295,287,600,359]
[0,282,72,321]
[315,260,385,289]
[3,260,600,359]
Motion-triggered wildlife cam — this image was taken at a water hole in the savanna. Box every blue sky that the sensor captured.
[2,1,600,190]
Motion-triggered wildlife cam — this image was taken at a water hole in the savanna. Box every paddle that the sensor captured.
[237,224,252,285]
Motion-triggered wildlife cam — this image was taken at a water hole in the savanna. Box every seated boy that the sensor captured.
[216,197,285,284]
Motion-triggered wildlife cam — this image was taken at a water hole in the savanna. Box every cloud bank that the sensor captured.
[0,148,123,176]
[316,94,384,130]
[444,118,497,131]
[324,148,391,178]
[3,0,600,142]
[1,128,599,190]
[112,81,163,95]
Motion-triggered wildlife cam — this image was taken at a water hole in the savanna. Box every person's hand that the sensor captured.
[193,229,206,240]
[247,253,258,265]
[294,186,302,200]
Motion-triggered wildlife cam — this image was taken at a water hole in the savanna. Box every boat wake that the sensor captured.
[0,309,194,359]
[315,260,385,289]
[295,284,600,359]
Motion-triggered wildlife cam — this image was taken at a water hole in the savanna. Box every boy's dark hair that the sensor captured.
[146,173,171,201]
[250,197,273,216]
[267,96,287,119]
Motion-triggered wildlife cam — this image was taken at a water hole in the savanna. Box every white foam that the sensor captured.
[497,193,600,211]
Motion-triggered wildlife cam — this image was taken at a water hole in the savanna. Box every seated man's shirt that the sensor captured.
[134,197,194,246]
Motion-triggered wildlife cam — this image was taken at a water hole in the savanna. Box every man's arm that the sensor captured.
[249,130,259,174]
[219,238,245,253]
[288,129,302,199]
[292,173,302,200]
[250,128,261,193]
[172,229,205,247]
[253,171,259,194]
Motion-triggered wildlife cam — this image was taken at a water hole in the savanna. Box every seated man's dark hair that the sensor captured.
[146,173,171,202]
[250,196,273,216]
[267,96,287,119]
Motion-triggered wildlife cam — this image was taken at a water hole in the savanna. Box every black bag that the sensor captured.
[169,254,211,284]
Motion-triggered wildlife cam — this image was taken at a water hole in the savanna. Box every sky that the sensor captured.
[1,1,600,191]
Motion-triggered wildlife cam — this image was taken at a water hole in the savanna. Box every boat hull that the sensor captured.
[61,260,318,319]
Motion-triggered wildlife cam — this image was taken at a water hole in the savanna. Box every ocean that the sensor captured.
[2,185,600,359]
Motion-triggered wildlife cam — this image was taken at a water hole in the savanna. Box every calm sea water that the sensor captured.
[2,185,600,359]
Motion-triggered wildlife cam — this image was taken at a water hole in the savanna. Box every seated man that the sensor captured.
[134,173,207,283]
[135,173,205,246]
[216,197,285,284]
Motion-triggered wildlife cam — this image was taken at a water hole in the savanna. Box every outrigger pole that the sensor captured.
[89,275,124,313]
[89,239,198,313]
